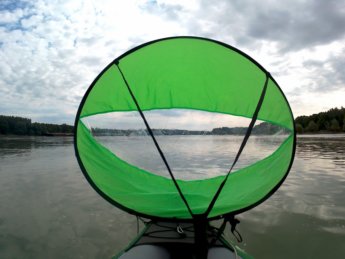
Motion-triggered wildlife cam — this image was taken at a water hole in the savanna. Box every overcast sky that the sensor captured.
[1,0,345,127]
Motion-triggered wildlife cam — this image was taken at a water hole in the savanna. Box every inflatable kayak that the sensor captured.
[114,221,252,259]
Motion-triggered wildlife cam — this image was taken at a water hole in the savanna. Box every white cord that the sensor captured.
[222,230,239,259]
[228,241,239,259]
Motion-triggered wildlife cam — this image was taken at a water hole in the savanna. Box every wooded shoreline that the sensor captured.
[0,115,73,136]
[295,107,345,134]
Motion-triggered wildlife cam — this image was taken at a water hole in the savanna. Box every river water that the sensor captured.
[0,134,344,258]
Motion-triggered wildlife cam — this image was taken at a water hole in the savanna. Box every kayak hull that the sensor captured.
[114,221,252,259]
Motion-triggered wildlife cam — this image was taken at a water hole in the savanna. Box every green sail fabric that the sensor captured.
[75,37,295,219]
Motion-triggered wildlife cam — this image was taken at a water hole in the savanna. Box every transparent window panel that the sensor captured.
[81,109,290,180]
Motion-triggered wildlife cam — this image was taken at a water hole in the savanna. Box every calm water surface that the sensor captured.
[0,134,344,258]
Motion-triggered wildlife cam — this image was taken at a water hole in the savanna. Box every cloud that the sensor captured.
[283,46,345,117]
[173,0,345,52]
[0,0,188,124]
[297,47,345,93]
[245,0,345,51]
[0,0,344,124]
[0,8,24,24]
[141,1,184,20]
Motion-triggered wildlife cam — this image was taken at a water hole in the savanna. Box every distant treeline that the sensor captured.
[91,128,210,136]
[0,115,73,136]
[211,122,289,135]
[295,107,345,134]
[91,122,287,136]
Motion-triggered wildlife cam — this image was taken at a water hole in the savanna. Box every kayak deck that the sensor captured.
[114,221,250,259]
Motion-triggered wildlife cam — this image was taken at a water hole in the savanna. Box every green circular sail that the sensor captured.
[74,36,296,220]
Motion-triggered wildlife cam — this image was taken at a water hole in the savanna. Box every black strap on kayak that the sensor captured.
[228,215,242,242]
[211,214,242,246]
[115,61,194,218]
[193,214,209,259]
[205,72,269,217]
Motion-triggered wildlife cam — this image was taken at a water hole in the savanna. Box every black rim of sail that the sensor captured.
[74,36,297,222]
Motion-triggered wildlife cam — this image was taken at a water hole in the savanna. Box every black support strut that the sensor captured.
[193,214,208,259]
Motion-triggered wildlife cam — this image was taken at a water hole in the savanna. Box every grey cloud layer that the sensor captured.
[144,0,345,94]
[145,0,345,51]
[246,0,345,51]
[303,49,345,92]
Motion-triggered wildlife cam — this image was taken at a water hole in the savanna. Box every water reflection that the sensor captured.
[237,134,345,258]
[296,134,345,166]
[94,134,287,180]
[0,136,73,156]
[0,135,344,258]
